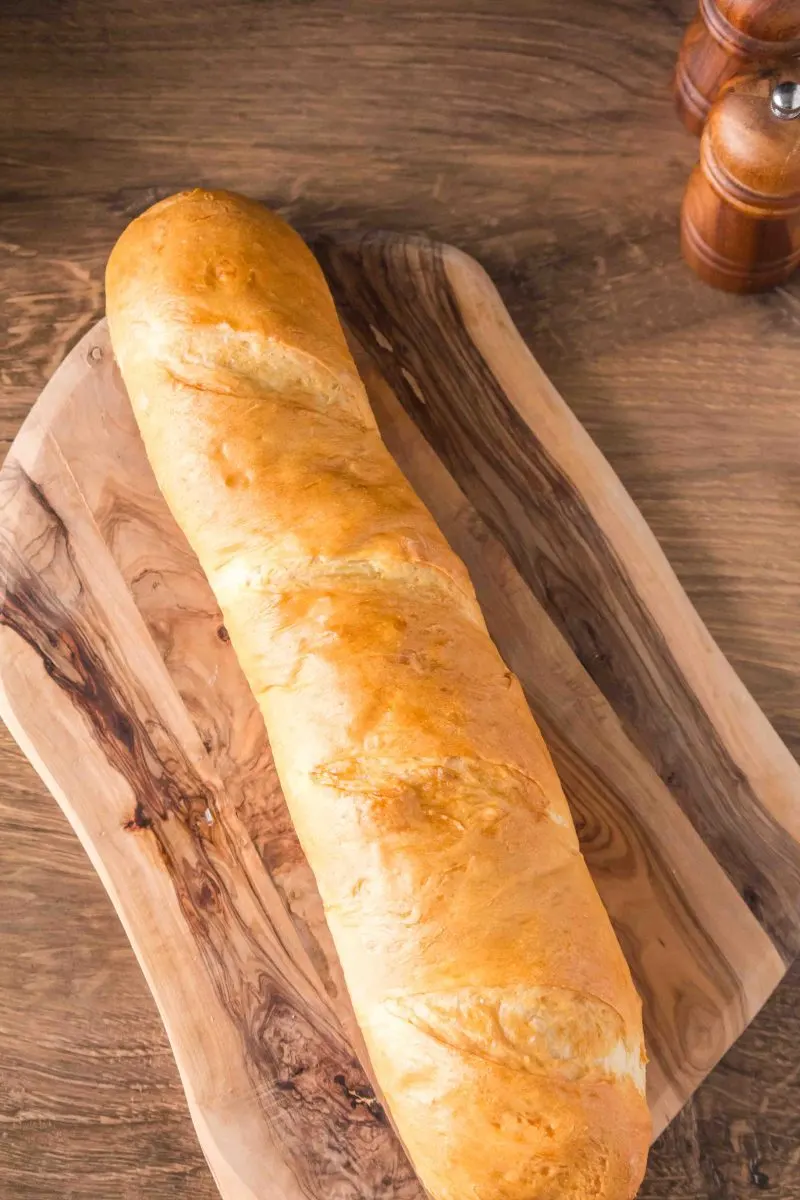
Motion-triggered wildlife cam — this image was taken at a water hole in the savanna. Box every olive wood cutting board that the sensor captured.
[2,233,800,1200]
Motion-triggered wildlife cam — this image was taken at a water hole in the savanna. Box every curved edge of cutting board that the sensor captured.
[444,242,800,842]
[1,233,800,1192]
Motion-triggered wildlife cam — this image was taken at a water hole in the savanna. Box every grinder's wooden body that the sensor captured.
[681,70,800,291]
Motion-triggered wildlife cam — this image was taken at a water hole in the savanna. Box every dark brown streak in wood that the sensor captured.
[319,234,800,964]
[95,479,344,1005]
[0,461,418,1200]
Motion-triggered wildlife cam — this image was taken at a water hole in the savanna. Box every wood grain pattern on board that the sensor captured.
[1,234,800,1196]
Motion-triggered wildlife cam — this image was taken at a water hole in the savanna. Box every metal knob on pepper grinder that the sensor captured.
[771,78,800,116]
[674,0,800,136]
[681,71,800,292]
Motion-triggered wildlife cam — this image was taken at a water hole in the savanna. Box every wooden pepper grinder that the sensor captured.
[674,0,800,135]
[681,71,800,291]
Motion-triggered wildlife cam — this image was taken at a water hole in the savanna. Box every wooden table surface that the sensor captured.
[2,1,800,1196]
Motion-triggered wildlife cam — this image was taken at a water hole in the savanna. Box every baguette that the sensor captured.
[106,189,650,1200]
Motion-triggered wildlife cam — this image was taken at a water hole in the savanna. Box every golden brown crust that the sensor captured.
[106,188,650,1199]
